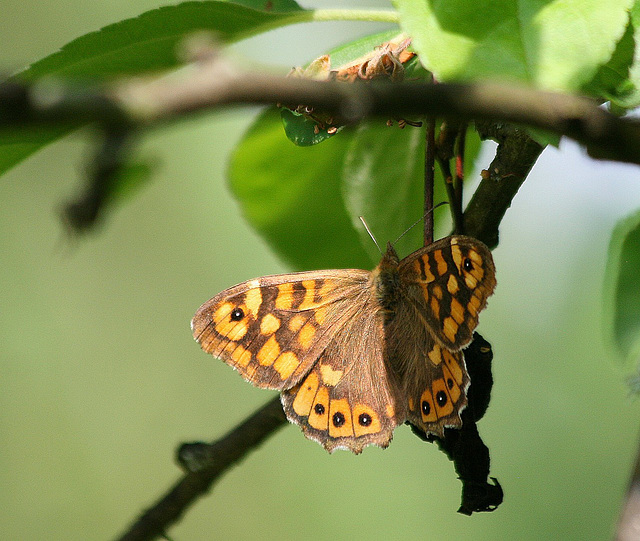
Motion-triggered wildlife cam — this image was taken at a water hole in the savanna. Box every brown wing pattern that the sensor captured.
[281,298,402,453]
[191,270,371,391]
[388,235,495,437]
[384,297,470,437]
[399,235,496,351]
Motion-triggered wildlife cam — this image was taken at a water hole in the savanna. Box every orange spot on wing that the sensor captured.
[288,314,306,332]
[432,285,443,299]
[443,316,458,343]
[414,258,435,283]
[468,248,483,266]
[450,297,465,324]
[273,351,300,380]
[212,302,234,324]
[443,350,463,384]
[245,288,262,316]
[318,280,335,299]
[386,403,395,419]
[328,398,354,438]
[314,305,329,325]
[430,297,440,320]
[308,386,330,430]
[420,389,437,423]
[451,243,463,272]
[434,250,448,275]
[298,280,318,310]
[215,318,248,340]
[293,371,319,416]
[319,364,343,386]
[230,344,252,367]
[353,404,381,437]
[427,343,442,365]
[468,293,482,317]
[260,313,281,335]
[447,274,459,295]
[257,335,281,366]
[442,364,461,404]
[298,322,317,349]
[275,283,294,310]
[464,273,478,289]
[432,378,454,417]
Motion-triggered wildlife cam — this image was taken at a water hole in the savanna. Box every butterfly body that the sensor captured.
[192,236,496,454]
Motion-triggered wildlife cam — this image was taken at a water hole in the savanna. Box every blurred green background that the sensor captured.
[3,1,640,539]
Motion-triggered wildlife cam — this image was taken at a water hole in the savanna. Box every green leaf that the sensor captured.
[231,28,483,269]
[392,0,633,92]
[229,108,371,270]
[231,107,483,270]
[625,0,640,108]
[18,1,304,81]
[342,123,481,263]
[603,207,640,364]
[525,127,560,148]
[323,29,405,67]
[0,1,305,178]
[583,16,639,108]
[232,30,446,269]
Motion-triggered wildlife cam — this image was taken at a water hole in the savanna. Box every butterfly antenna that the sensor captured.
[392,201,449,245]
[359,216,383,254]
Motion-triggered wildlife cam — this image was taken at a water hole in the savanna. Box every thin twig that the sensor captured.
[454,123,467,233]
[435,122,464,234]
[424,115,436,246]
[115,397,286,541]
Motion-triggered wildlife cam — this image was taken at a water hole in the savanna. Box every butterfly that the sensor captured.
[191,236,496,454]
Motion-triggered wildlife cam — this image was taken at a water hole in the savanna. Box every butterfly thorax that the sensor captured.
[372,242,402,317]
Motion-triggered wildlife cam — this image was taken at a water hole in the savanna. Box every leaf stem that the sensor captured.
[304,9,400,24]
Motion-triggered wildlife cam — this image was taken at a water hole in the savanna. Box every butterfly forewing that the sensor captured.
[399,236,496,351]
[191,270,371,391]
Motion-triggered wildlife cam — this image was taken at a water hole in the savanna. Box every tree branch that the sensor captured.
[116,396,286,541]
[113,63,640,166]
[2,53,640,165]
[464,123,545,248]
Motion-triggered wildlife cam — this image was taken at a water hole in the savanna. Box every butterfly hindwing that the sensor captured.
[403,344,469,436]
[281,302,401,453]
[384,291,471,437]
